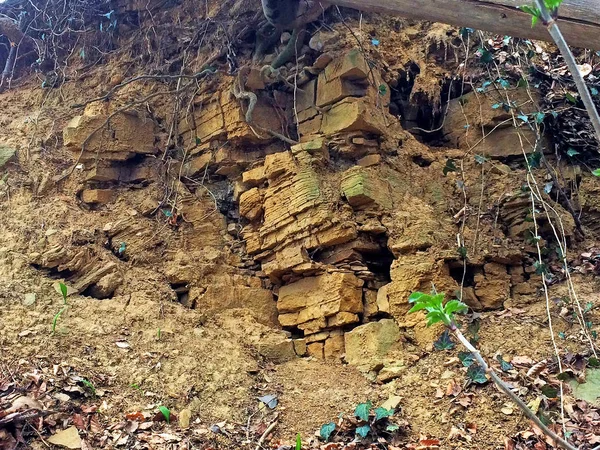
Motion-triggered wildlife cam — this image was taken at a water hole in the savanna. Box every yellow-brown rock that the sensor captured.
[277,272,363,331]
[239,188,264,221]
[344,319,400,372]
[64,108,155,161]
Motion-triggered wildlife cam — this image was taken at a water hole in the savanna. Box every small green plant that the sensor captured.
[295,433,302,450]
[409,291,577,450]
[81,379,96,396]
[52,282,69,335]
[408,292,468,328]
[319,401,398,443]
[157,328,162,340]
[158,405,171,424]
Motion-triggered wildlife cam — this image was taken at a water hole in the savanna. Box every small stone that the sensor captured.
[47,426,82,449]
[81,189,114,205]
[23,293,36,306]
[380,395,402,410]
[358,154,381,167]
[281,32,292,44]
[179,409,192,428]
[313,53,333,70]
[293,338,307,356]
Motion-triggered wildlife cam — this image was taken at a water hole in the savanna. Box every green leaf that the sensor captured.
[565,92,578,104]
[566,148,580,157]
[355,425,370,438]
[592,169,600,177]
[386,424,400,432]
[443,159,457,176]
[531,15,539,27]
[159,405,171,424]
[408,303,429,314]
[591,87,599,96]
[296,433,302,450]
[319,422,335,441]
[434,330,455,351]
[458,351,475,367]
[408,292,426,303]
[374,407,394,421]
[527,151,542,168]
[535,112,545,123]
[557,371,573,382]
[467,364,488,384]
[81,379,96,396]
[59,282,68,303]
[426,311,446,327]
[496,78,509,89]
[195,137,201,145]
[474,154,488,165]
[517,114,529,123]
[491,103,502,110]
[517,78,528,88]
[431,293,446,310]
[444,300,468,316]
[478,48,493,64]
[354,401,372,422]
[534,261,549,275]
[588,357,600,368]
[457,246,468,259]
[541,385,558,398]
[496,355,513,372]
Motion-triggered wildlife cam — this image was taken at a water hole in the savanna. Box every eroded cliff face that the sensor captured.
[1,0,588,359]
[1,0,599,446]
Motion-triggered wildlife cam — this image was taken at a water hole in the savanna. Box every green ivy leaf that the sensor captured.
[517,114,529,123]
[477,48,493,63]
[386,424,400,432]
[356,425,370,438]
[158,405,171,424]
[457,246,468,259]
[434,330,455,351]
[592,169,600,177]
[320,422,336,441]
[443,159,458,176]
[527,151,542,168]
[458,351,475,367]
[541,385,558,398]
[535,112,545,123]
[497,78,510,89]
[354,401,372,422]
[374,407,394,421]
[566,148,580,157]
[474,154,488,165]
[496,355,513,372]
[467,364,488,384]
[491,103,502,110]
[534,261,549,275]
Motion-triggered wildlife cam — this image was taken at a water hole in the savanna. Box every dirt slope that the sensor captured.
[1,0,599,449]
